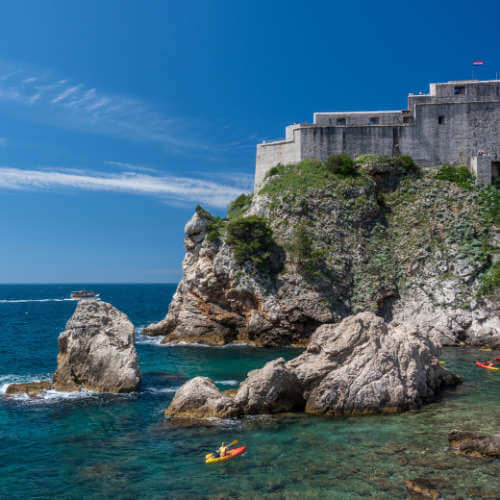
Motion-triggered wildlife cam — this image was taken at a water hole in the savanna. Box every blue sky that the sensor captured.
[0,0,498,283]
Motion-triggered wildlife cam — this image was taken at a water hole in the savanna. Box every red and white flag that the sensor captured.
[473,60,484,65]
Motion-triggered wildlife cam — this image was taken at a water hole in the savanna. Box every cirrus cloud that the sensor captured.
[0,165,251,208]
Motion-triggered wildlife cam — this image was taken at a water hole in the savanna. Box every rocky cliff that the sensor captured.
[145,156,499,347]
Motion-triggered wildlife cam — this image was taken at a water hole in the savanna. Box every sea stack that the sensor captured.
[53,300,141,392]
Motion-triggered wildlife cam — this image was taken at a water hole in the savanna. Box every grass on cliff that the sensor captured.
[435,164,473,189]
[260,158,371,197]
[260,155,420,198]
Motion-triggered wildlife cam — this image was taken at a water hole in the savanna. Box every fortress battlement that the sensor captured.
[254,80,500,190]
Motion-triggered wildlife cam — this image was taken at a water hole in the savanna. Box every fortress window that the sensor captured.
[369,117,379,125]
[336,118,346,126]
[438,115,445,124]
[454,86,465,95]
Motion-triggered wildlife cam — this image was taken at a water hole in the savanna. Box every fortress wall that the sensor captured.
[407,101,500,166]
[299,126,396,161]
[254,135,301,191]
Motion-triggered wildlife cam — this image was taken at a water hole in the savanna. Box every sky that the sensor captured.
[0,0,498,283]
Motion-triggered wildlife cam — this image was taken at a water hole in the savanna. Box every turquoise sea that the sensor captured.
[0,284,499,499]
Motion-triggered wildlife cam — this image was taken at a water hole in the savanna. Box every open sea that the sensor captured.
[0,284,499,499]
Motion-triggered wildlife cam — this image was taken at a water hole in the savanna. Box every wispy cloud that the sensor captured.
[51,84,83,103]
[105,160,160,174]
[0,165,251,208]
[0,63,256,156]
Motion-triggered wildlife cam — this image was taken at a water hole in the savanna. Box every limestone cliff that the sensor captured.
[145,156,499,347]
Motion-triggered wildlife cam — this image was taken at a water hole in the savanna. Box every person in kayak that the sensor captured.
[216,442,228,457]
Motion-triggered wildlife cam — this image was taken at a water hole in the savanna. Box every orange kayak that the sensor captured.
[206,446,246,464]
[475,361,498,371]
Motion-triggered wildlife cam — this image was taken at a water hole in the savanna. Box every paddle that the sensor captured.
[205,440,238,459]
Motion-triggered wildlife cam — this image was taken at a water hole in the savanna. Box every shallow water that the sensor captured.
[0,284,499,499]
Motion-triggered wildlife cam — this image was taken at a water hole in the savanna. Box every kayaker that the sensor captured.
[217,442,228,458]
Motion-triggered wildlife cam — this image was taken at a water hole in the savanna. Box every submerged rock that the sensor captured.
[448,429,500,457]
[52,300,141,393]
[405,478,441,499]
[5,381,51,397]
[165,313,461,419]
[165,377,240,419]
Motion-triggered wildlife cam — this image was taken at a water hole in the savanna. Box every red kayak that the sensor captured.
[495,357,500,362]
[205,446,246,464]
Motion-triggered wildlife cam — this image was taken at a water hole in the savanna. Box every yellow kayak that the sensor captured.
[205,446,246,464]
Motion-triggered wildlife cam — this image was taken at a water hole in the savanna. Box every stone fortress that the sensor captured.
[254,80,500,191]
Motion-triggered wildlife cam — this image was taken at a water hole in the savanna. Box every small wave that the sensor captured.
[135,334,252,349]
[215,380,238,386]
[146,387,180,394]
[135,333,164,346]
[0,374,52,395]
[0,374,139,404]
[161,341,251,348]
[204,417,241,426]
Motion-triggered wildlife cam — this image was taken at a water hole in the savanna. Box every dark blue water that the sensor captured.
[1,285,499,499]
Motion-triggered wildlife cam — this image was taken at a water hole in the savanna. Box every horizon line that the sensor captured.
[0,282,179,285]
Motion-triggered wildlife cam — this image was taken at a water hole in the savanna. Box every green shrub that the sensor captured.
[226,216,278,274]
[393,155,420,176]
[288,224,329,282]
[435,164,473,189]
[227,193,253,220]
[326,154,358,177]
[266,164,284,178]
[477,261,500,298]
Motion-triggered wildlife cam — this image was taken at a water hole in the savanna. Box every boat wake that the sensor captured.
[0,298,79,304]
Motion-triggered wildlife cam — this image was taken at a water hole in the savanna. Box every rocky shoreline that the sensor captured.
[165,312,462,421]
